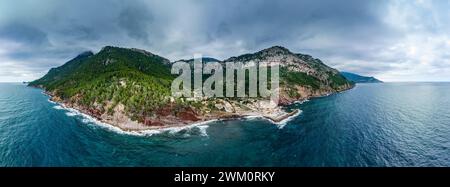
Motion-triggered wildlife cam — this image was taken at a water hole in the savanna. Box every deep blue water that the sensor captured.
[1,83,449,167]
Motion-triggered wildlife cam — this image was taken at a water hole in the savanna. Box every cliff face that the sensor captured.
[224,46,354,105]
[30,46,354,130]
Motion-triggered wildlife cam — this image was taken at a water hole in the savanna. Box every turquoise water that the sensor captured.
[0,83,449,166]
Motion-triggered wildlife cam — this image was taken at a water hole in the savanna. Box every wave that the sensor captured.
[294,99,309,105]
[273,110,302,129]
[47,99,57,104]
[53,106,64,110]
[65,112,77,117]
[196,125,209,137]
[49,98,302,137]
[241,110,302,129]
[160,120,216,137]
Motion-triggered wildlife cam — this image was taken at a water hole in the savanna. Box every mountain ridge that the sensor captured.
[341,72,383,83]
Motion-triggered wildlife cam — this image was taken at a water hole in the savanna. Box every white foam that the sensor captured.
[241,110,302,128]
[138,129,163,136]
[65,112,77,117]
[47,99,57,104]
[271,110,302,129]
[53,106,64,110]
[50,98,300,137]
[160,120,216,136]
[196,125,209,137]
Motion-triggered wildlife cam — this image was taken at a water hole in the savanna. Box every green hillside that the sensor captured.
[30,46,353,126]
[30,46,174,121]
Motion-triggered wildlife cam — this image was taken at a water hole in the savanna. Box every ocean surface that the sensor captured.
[0,82,449,167]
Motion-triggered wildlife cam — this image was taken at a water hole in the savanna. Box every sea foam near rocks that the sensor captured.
[160,120,216,137]
[241,110,302,129]
[53,106,64,110]
[65,111,77,117]
[273,110,302,129]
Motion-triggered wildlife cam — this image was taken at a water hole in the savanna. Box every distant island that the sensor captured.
[29,46,354,132]
[341,72,383,83]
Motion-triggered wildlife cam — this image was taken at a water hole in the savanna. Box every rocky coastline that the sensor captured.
[40,83,354,133]
[29,45,355,133]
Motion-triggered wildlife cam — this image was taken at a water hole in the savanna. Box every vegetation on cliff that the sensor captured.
[30,46,353,128]
[30,46,174,122]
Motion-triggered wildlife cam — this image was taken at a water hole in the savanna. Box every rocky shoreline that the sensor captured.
[39,83,353,133]
[47,95,301,132]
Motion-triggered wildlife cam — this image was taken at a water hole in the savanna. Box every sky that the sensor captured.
[0,0,449,82]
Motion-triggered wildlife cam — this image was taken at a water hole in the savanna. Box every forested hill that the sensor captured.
[341,72,383,83]
[29,46,174,122]
[30,46,353,128]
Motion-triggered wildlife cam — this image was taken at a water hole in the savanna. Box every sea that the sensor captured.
[0,82,449,166]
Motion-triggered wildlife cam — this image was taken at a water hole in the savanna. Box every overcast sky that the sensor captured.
[0,0,449,82]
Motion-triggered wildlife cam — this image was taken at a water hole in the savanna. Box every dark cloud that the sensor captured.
[0,0,448,82]
[0,23,50,46]
[118,2,154,43]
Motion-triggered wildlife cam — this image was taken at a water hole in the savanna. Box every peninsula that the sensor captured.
[29,46,354,131]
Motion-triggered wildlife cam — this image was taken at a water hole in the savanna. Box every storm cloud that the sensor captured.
[0,0,449,82]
